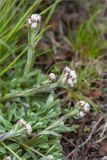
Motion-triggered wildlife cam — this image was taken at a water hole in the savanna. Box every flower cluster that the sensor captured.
[49,66,77,88]
[49,73,57,81]
[49,67,90,119]
[27,14,41,29]
[4,156,11,160]
[76,101,90,118]
[63,66,77,87]
[17,119,32,135]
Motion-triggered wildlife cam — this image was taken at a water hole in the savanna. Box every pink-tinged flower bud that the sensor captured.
[31,22,37,29]
[17,119,32,135]
[49,73,57,81]
[31,14,41,22]
[63,66,71,73]
[79,101,86,107]
[67,78,74,87]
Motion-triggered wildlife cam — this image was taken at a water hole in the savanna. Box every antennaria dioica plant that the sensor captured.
[0,1,95,159]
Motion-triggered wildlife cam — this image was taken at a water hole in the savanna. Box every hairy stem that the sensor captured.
[1,82,58,102]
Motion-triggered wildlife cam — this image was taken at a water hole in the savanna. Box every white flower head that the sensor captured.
[62,66,77,87]
[78,101,86,107]
[84,103,90,112]
[31,22,37,29]
[4,156,11,160]
[17,119,32,135]
[49,73,57,81]
[26,124,32,135]
[76,101,90,113]
[31,14,41,22]
[17,118,26,126]
[27,13,41,29]
[79,111,85,118]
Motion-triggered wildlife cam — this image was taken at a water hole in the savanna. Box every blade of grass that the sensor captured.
[0,25,50,77]
[1,142,22,160]
[0,48,27,77]
[5,0,43,42]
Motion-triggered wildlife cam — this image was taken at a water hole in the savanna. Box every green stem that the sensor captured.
[24,24,40,77]
[24,29,35,76]
[1,142,22,160]
[1,82,58,102]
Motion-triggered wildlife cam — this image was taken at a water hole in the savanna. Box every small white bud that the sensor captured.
[63,66,77,86]
[67,78,74,87]
[79,101,86,107]
[63,66,71,73]
[79,111,85,118]
[27,18,32,25]
[49,73,57,81]
[4,156,11,160]
[31,22,37,29]
[17,118,26,126]
[31,14,41,22]
[102,156,107,160]
[76,101,90,113]
[26,124,32,135]
[84,103,90,112]
[69,70,77,79]
[17,119,32,135]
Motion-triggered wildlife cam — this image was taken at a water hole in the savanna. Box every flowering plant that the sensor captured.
[0,13,91,160]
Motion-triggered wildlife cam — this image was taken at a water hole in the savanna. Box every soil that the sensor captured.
[38,1,107,159]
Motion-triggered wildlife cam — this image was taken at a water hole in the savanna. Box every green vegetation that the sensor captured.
[0,0,106,159]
